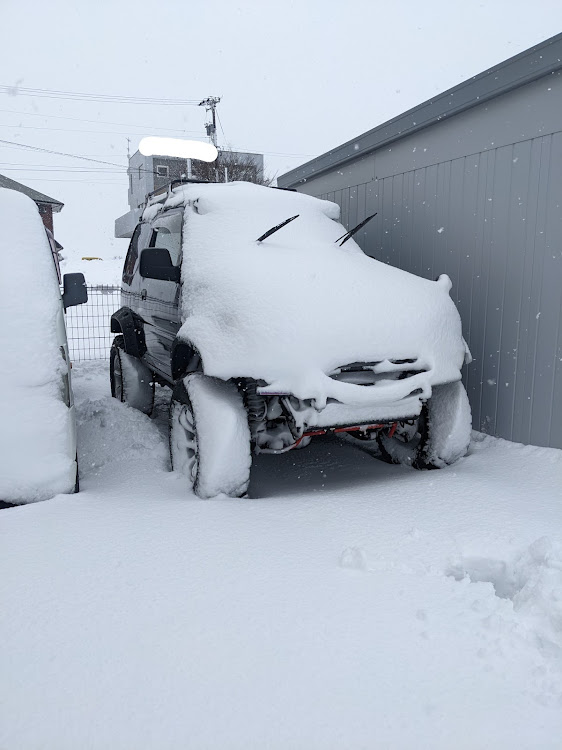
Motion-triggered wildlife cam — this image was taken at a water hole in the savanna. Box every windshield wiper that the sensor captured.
[335,212,377,246]
[256,214,299,243]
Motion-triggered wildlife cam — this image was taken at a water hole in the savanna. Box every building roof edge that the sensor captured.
[278,32,562,187]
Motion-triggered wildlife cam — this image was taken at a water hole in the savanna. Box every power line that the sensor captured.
[12,177,126,184]
[0,162,126,171]
[0,107,198,134]
[0,135,316,161]
[0,85,202,106]
[0,167,125,173]
[0,139,159,178]
[0,138,127,168]
[216,110,227,146]
[0,121,208,139]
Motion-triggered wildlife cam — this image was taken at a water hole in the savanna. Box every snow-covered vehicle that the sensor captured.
[110,181,471,498]
[0,188,88,504]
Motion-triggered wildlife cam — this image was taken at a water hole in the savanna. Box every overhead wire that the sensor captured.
[0,85,203,105]
[0,139,164,178]
[0,138,129,168]
[0,108,317,158]
[12,177,126,184]
[0,107,198,134]
[0,121,207,138]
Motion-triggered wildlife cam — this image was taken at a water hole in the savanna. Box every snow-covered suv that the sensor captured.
[110,181,471,498]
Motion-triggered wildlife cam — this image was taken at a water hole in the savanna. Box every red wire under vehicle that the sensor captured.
[289,422,399,451]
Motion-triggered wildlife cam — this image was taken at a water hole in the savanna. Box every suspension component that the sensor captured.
[241,379,267,432]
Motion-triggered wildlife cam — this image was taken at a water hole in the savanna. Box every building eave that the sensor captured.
[0,173,64,209]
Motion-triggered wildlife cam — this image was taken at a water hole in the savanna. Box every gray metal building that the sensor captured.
[278,34,562,449]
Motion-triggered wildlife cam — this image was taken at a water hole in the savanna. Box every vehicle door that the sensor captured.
[140,209,182,378]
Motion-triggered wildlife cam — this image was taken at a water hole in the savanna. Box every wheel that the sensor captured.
[110,335,154,415]
[377,380,471,470]
[169,373,252,499]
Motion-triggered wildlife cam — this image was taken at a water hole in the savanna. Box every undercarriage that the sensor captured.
[239,358,429,454]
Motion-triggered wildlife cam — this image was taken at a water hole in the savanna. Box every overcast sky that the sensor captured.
[1,0,561,260]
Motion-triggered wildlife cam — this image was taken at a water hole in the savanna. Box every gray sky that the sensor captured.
[1,0,561,259]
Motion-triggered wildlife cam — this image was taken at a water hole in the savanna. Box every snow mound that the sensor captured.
[448,537,562,657]
[77,396,168,482]
[0,189,75,502]
[166,182,465,406]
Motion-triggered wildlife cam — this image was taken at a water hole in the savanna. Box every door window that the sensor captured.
[123,223,153,285]
[122,224,141,285]
[149,212,182,266]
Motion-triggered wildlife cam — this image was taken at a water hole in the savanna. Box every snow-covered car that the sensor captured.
[0,188,88,504]
[110,181,471,498]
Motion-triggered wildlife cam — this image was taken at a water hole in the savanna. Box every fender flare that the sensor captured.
[110,307,147,359]
[171,339,202,381]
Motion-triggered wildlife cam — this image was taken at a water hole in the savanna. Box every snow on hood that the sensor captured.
[0,189,75,502]
[163,182,465,406]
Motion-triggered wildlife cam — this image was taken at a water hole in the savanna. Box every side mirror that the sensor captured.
[62,273,88,309]
[139,247,181,283]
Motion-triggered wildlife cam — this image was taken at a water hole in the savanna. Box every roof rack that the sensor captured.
[146,177,213,204]
[144,178,296,208]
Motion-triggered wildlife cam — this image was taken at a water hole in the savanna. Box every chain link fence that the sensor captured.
[66,285,121,362]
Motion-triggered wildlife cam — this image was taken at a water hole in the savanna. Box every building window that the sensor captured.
[156,165,169,177]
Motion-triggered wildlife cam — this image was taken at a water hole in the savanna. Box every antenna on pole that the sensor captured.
[126,137,131,159]
[198,96,221,148]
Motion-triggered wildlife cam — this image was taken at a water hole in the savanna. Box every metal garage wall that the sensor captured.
[317,129,562,448]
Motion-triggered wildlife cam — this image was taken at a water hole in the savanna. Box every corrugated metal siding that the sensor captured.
[319,134,562,448]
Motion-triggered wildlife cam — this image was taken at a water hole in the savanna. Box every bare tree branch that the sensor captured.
[191,149,273,186]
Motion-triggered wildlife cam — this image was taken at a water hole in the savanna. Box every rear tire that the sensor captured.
[110,335,154,415]
[170,374,251,499]
[377,380,471,469]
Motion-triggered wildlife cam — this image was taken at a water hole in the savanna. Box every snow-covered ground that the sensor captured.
[1,360,561,749]
[60,247,125,287]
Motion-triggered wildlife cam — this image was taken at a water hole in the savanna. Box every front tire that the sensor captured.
[110,335,154,415]
[377,380,471,469]
[170,374,251,498]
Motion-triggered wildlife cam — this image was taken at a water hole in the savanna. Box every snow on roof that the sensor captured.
[0,174,64,210]
[0,188,74,501]
[158,182,466,405]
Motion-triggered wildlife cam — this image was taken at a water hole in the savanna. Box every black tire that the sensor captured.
[377,381,471,470]
[110,335,155,415]
[376,405,434,469]
[169,374,251,499]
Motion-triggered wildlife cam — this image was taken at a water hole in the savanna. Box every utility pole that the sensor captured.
[198,96,221,148]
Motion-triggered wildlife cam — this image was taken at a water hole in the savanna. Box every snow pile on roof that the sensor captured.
[0,189,75,502]
[168,182,465,405]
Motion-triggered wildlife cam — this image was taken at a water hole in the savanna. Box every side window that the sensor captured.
[46,232,62,284]
[122,224,141,286]
[149,212,182,266]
